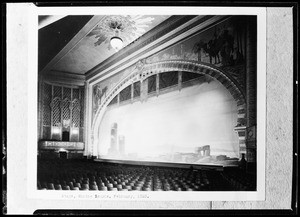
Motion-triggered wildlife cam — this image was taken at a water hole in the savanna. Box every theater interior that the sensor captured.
[37,14,257,192]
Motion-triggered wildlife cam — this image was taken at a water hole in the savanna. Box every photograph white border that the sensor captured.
[8,4,267,212]
[28,5,266,202]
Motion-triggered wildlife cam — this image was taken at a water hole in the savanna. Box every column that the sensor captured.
[79,87,84,143]
[69,88,73,141]
[234,126,247,159]
[131,82,134,103]
[140,80,148,102]
[38,79,43,141]
[178,71,182,91]
[60,87,64,140]
[50,85,54,139]
[245,16,257,163]
[117,93,120,106]
[156,73,159,96]
[246,126,256,162]
[88,85,96,158]
[84,82,93,157]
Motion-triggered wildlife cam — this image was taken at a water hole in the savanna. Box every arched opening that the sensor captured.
[97,74,239,164]
[59,151,68,159]
[91,60,246,162]
[62,130,70,141]
[57,148,69,159]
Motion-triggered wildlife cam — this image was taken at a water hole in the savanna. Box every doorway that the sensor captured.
[59,151,68,159]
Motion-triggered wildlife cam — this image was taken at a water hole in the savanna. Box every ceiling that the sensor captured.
[38,15,93,72]
[38,15,170,77]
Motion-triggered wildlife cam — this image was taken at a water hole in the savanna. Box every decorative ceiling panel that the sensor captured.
[51,15,170,75]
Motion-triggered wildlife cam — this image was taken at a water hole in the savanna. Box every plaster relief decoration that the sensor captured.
[92,64,137,117]
[88,15,156,50]
[247,125,256,142]
[93,85,108,114]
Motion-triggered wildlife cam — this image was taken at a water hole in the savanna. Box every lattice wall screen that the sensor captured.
[72,99,81,128]
[41,83,85,141]
[53,86,62,98]
[42,83,52,126]
[52,98,61,126]
[73,88,79,100]
[62,99,70,122]
[63,87,71,100]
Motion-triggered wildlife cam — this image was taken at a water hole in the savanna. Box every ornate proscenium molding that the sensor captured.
[89,59,247,157]
[136,58,146,71]
[92,59,145,127]
[234,126,247,159]
[86,15,215,80]
[90,60,144,156]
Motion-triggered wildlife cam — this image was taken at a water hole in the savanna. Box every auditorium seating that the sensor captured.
[221,168,256,191]
[37,159,256,191]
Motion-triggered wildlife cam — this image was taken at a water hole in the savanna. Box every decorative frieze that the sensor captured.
[39,141,84,150]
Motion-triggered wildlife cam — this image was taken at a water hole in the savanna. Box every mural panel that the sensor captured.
[145,16,247,90]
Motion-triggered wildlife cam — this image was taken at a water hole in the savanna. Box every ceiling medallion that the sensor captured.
[88,15,155,51]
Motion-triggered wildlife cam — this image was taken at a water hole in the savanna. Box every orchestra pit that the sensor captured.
[37,14,257,191]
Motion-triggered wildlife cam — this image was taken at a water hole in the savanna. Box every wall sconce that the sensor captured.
[53,126,61,134]
[71,128,79,134]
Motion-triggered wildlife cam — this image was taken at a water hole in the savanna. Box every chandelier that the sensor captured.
[109,19,124,52]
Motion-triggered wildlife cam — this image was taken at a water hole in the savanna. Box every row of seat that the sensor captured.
[38,173,213,191]
[37,159,251,191]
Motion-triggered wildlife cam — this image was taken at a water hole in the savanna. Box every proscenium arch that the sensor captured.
[90,60,246,157]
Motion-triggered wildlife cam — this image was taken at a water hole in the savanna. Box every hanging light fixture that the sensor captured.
[110,36,123,52]
[109,19,124,52]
